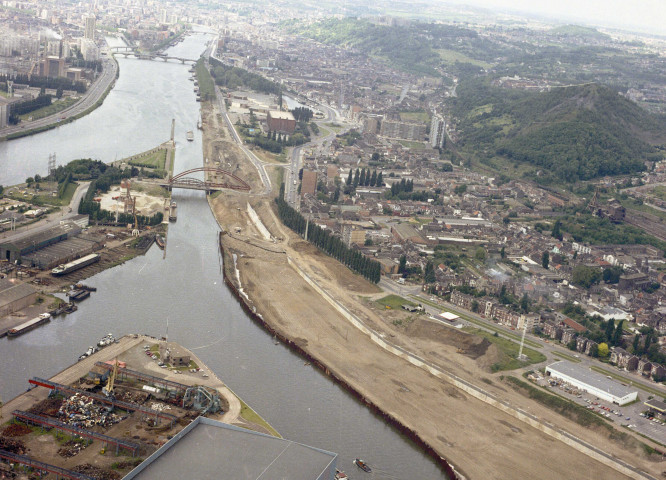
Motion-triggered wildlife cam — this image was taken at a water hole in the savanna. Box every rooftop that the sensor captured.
[125,416,336,480]
[546,361,637,399]
[268,110,295,120]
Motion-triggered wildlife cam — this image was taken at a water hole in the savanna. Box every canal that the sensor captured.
[0,33,446,479]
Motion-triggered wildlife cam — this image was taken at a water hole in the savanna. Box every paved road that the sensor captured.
[0,59,118,139]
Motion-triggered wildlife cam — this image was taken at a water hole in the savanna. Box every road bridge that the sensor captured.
[160,167,251,193]
[109,46,197,64]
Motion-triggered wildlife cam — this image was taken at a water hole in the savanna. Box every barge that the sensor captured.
[68,289,91,302]
[169,201,177,222]
[51,253,100,276]
[8,313,51,337]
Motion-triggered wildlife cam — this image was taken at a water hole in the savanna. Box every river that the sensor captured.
[0,33,447,479]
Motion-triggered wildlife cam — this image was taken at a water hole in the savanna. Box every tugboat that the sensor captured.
[354,459,371,473]
[335,469,349,479]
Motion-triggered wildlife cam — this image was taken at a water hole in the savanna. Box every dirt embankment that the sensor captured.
[203,97,663,480]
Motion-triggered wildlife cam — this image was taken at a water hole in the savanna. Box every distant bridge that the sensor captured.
[161,167,251,193]
[109,46,197,64]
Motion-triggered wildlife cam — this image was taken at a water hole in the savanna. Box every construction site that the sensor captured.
[0,335,257,480]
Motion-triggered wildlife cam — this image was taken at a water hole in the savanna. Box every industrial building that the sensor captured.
[267,110,296,134]
[124,416,337,480]
[545,361,638,406]
[0,217,102,269]
[0,278,38,317]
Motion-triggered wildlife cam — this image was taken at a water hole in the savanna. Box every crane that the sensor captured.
[102,359,119,397]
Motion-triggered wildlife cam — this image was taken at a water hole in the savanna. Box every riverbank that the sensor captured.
[0,57,118,142]
[203,97,663,479]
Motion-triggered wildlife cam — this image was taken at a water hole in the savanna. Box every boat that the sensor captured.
[354,459,371,473]
[75,283,97,292]
[7,313,51,337]
[98,333,115,347]
[169,201,177,222]
[51,253,100,276]
[155,235,166,250]
[67,289,91,301]
[186,130,194,141]
[335,470,348,480]
[78,345,97,361]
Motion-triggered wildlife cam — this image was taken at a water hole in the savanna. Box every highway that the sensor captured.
[0,58,118,139]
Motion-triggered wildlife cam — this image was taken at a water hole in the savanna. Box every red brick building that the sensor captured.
[267,110,296,134]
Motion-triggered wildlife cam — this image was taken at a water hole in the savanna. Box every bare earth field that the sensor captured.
[204,98,664,479]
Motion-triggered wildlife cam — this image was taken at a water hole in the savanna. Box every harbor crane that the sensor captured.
[102,359,119,397]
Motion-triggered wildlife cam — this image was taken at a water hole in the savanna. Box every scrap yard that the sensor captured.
[0,335,250,480]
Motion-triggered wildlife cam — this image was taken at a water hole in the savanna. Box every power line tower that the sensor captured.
[48,153,56,178]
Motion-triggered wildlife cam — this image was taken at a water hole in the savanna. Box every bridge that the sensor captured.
[161,167,251,193]
[109,46,197,64]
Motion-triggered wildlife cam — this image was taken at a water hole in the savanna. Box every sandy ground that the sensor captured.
[203,99,665,479]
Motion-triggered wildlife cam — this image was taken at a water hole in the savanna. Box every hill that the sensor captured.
[548,25,611,40]
[451,82,666,182]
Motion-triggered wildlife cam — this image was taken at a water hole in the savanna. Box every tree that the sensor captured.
[359,169,366,187]
[471,300,479,313]
[589,343,599,358]
[598,342,610,358]
[376,172,383,187]
[632,334,640,354]
[542,251,549,269]
[25,177,34,186]
[453,184,467,196]
[567,339,577,351]
[346,169,353,186]
[605,319,615,343]
[603,266,623,284]
[371,152,380,162]
[424,261,436,283]
[552,220,563,240]
[398,255,407,274]
[520,293,529,313]
[571,265,601,289]
[475,247,486,261]
[612,320,624,346]
[56,87,63,99]
[500,246,505,259]
[353,169,360,187]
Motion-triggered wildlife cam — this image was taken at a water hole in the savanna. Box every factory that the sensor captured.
[545,361,638,406]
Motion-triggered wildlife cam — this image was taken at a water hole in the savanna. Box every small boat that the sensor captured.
[354,459,371,473]
[67,289,90,301]
[335,470,348,480]
[98,333,115,347]
[75,283,97,292]
[186,131,194,141]
[155,235,166,250]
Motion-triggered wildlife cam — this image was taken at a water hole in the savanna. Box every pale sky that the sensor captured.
[456,0,666,36]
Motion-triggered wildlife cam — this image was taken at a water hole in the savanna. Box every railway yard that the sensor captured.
[0,335,251,480]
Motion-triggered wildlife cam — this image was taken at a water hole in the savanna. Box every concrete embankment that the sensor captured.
[217,232,459,480]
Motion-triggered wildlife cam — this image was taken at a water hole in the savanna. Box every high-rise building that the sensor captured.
[40,56,65,78]
[84,15,96,41]
[430,112,446,149]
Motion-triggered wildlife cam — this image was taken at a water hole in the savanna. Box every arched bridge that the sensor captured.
[160,168,251,193]
[109,46,197,64]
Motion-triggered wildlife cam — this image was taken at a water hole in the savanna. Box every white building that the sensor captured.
[430,112,446,149]
[545,361,638,405]
[84,15,96,41]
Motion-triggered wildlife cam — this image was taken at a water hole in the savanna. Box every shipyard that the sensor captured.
[0,335,322,480]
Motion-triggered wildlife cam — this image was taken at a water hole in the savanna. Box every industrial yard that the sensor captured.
[0,335,259,479]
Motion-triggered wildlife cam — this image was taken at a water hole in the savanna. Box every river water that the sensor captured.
[0,33,447,479]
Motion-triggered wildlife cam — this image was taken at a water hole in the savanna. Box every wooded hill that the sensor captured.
[452,81,666,182]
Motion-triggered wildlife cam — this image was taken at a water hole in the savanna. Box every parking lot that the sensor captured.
[531,371,666,445]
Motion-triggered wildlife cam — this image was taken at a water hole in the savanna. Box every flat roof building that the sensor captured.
[0,279,38,317]
[124,416,337,480]
[267,110,296,134]
[545,361,638,406]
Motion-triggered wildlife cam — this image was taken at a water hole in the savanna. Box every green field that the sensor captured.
[376,294,416,310]
[435,48,492,69]
[195,59,216,101]
[398,140,426,150]
[464,327,546,371]
[129,149,167,169]
[19,97,78,121]
[400,110,430,123]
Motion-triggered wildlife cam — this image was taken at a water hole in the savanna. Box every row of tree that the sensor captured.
[291,107,313,122]
[346,168,383,188]
[276,185,381,283]
[209,57,281,95]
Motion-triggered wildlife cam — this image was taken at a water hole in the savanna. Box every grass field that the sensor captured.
[239,398,281,437]
[398,140,426,150]
[129,149,167,169]
[376,294,416,310]
[19,97,78,121]
[464,327,546,371]
[435,48,492,69]
[400,110,430,123]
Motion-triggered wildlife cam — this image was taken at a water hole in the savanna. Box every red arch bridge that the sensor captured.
[160,167,251,193]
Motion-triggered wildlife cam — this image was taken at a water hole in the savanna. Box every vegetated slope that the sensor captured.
[281,18,501,76]
[452,81,666,182]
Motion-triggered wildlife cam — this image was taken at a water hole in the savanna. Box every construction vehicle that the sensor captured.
[102,359,119,397]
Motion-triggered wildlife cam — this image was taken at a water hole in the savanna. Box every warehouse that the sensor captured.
[0,278,38,317]
[123,416,337,480]
[545,361,638,406]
